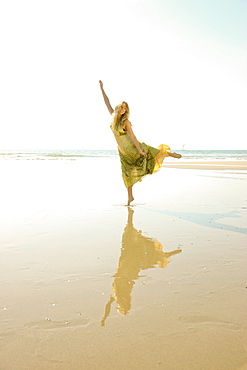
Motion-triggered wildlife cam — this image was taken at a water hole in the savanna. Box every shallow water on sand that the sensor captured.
[0,159,246,369]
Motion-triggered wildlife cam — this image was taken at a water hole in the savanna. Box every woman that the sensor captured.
[99,80,181,205]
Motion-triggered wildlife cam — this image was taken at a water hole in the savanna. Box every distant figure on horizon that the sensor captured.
[99,80,182,205]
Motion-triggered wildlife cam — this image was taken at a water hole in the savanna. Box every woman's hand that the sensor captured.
[99,81,114,114]
[139,150,147,157]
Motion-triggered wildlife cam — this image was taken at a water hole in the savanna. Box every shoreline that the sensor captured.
[1,157,247,170]
[164,160,247,170]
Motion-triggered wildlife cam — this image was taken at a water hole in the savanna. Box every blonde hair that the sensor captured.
[111,101,130,130]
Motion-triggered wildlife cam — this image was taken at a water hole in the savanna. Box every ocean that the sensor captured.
[0,149,246,161]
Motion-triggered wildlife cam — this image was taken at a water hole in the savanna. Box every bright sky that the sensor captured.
[1,0,247,150]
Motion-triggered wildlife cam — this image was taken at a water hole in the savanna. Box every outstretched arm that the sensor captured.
[125,120,147,157]
[99,80,114,115]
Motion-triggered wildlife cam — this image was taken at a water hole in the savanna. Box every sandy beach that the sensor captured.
[164,160,247,170]
[0,157,246,369]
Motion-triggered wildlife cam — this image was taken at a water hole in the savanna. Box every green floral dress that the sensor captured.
[111,124,171,188]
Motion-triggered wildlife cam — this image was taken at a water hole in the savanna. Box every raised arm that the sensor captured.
[99,80,114,115]
[125,120,147,157]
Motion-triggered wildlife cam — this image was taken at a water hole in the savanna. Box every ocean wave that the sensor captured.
[0,149,246,161]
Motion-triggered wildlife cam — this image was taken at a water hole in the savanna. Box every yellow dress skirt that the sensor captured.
[111,126,170,188]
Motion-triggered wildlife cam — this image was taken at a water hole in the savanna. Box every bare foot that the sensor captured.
[127,196,134,206]
[169,152,182,159]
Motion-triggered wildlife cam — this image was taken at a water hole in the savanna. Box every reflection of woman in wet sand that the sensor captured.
[101,208,182,326]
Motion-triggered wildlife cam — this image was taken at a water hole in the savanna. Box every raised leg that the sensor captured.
[168,152,182,159]
[127,186,134,206]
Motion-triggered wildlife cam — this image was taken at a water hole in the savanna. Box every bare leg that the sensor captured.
[127,186,134,206]
[168,152,182,159]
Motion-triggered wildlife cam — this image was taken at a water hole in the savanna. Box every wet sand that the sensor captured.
[164,160,247,170]
[0,158,246,369]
